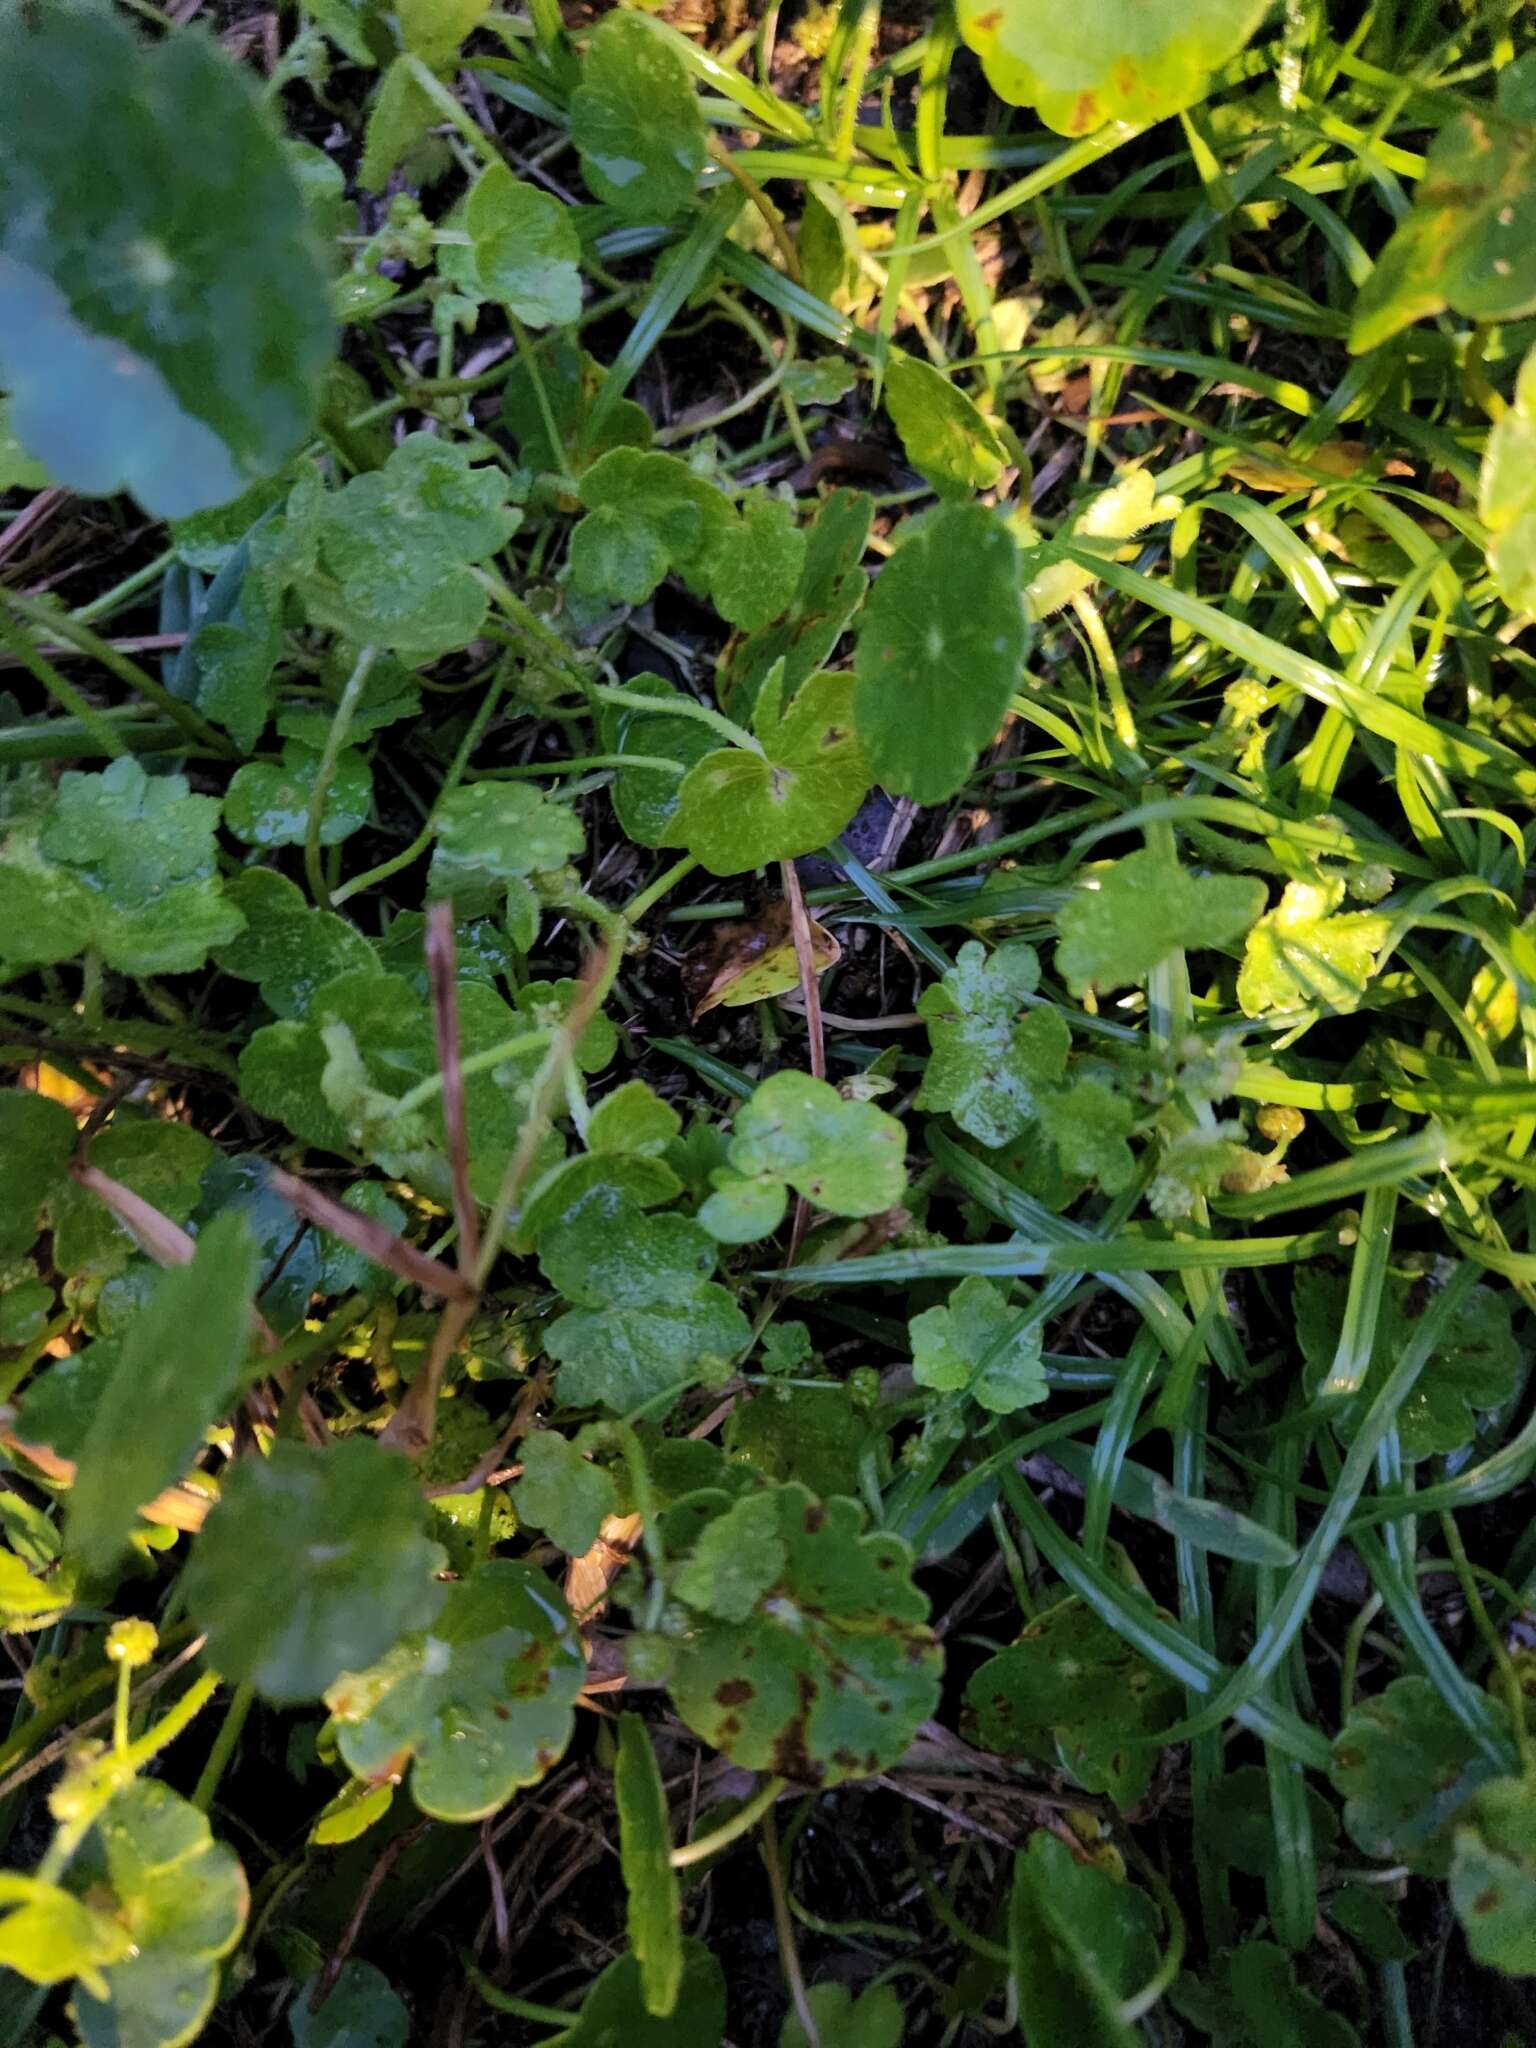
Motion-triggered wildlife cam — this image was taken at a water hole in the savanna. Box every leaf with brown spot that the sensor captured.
[668,1482,939,1788]
[326,1559,585,1821]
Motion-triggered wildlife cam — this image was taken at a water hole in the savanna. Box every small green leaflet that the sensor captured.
[541,1184,749,1411]
[213,869,379,1020]
[589,1079,682,1158]
[1480,342,1536,613]
[51,1119,214,1280]
[669,1484,941,1785]
[700,1070,907,1240]
[511,1431,618,1556]
[1037,1077,1137,1194]
[1330,1675,1507,1876]
[707,493,807,633]
[225,740,373,850]
[673,671,870,877]
[1296,1270,1520,1461]
[1236,878,1390,1017]
[545,1940,726,2048]
[428,781,584,915]
[780,1984,903,2048]
[569,12,708,221]
[853,503,1028,805]
[1170,1942,1363,2048]
[326,1561,585,1821]
[1450,1775,1536,1976]
[437,164,583,329]
[1350,53,1536,351]
[956,0,1269,135]
[883,352,1008,500]
[68,1213,259,1574]
[964,1597,1181,1809]
[290,1964,410,2048]
[0,0,331,515]
[909,1276,1047,1415]
[0,757,244,975]
[615,1715,684,2017]
[916,940,1068,1148]
[64,1781,248,2048]
[287,436,521,659]
[1056,850,1266,995]
[1009,1832,1159,2048]
[570,450,727,606]
[187,1438,448,1703]
[601,675,730,850]
[723,489,872,717]
[0,1090,74,1261]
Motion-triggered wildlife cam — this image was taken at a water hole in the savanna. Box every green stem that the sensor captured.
[192,1682,255,1812]
[670,1774,787,1867]
[304,644,377,912]
[619,853,699,923]
[394,1028,553,1117]
[590,681,760,755]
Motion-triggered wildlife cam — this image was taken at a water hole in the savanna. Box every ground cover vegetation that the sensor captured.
[2,0,1536,2040]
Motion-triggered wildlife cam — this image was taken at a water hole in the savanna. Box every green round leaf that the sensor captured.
[669,1484,940,1786]
[0,1,331,516]
[66,1781,248,2048]
[726,1071,907,1219]
[214,869,379,1020]
[327,1560,585,1821]
[1450,1773,1536,1975]
[916,939,1068,1149]
[964,1597,1181,1808]
[1056,849,1266,996]
[439,163,582,328]
[290,1963,409,2048]
[225,741,373,850]
[187,1438,448,1703]
[956,0,1269,134]
[1350,54,1536,351]
[569,12,708,222]
[674,672,870,877]
[853,503,1027,805]
[1330,1674,1507,1876]
[909,1275,1046,1415]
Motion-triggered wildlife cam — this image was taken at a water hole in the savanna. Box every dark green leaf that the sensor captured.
[853,504,1027,805]
[1330,1675,1506,1876]
[1008,1831,1158,2048]
[187,1437,447,1703]
[0,1,331,515]
[569,13,707,221]
[67,1213,259,1574]
[290,1963,410,2048]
